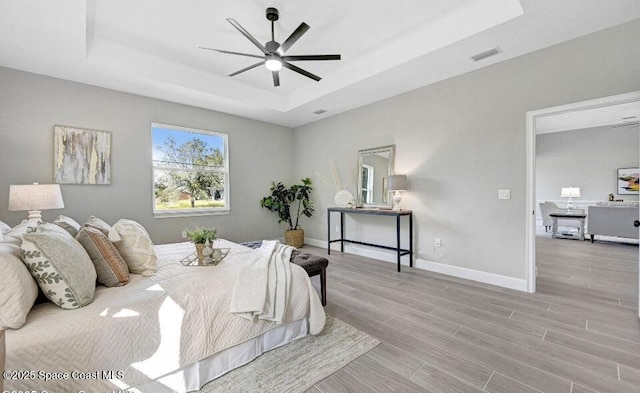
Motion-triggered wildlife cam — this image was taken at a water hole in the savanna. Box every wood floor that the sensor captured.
[300,235,640,393]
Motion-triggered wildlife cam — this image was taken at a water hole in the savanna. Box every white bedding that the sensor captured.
[4,239,325,392]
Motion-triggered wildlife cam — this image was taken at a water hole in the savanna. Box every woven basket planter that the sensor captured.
[195,243,206,263]
[285,229,304,248]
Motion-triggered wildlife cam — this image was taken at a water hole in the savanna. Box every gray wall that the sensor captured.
[537,126,639,203]
[0,67,294,244]
[293,19,640,280]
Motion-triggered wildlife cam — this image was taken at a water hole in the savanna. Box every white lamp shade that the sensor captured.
[387,175,408,191]
[8,184,65,211]
[560,187,581,198]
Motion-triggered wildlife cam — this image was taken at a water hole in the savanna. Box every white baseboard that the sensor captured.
[304,237,528,292]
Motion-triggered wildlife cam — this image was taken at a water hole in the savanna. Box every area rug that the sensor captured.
[198,316,380,393]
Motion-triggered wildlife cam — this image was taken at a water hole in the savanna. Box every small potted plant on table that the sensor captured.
[185,226,217,263]
[260,177,314,248]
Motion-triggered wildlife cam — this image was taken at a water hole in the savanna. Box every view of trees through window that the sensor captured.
[152,123,228,214]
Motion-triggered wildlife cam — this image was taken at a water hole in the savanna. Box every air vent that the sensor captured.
[612,122,639,129]
[313,109,327,115]
[470,47,502,62]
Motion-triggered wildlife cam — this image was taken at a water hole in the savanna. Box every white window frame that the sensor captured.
[151,122,230,218]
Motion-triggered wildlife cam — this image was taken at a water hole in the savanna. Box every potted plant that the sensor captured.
[185,226,217,262]
[260,177,314,247]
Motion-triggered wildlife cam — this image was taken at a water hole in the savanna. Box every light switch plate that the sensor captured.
[498,189,511,200]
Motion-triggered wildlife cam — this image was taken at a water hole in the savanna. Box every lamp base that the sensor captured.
[566,198,574,213]
[392,192,402,211]
[27,210,43,221]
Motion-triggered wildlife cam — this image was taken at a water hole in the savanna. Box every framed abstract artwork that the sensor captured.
[54,125,112,185]
[617,167,639,195]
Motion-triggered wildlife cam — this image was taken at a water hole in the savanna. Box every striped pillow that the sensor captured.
[76,227,129,287]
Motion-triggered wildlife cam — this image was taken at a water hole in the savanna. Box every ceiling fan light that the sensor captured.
[265,58,282,71]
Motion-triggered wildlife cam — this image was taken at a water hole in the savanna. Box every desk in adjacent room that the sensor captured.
[327,207,413,272]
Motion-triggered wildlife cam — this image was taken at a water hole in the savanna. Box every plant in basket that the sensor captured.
[260,178,314,247]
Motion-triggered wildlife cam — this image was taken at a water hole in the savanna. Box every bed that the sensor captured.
[3,239,325,393]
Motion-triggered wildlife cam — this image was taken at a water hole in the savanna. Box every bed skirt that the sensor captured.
[134,318,308,393]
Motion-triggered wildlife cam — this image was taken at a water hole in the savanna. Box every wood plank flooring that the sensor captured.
[301,234,639,392]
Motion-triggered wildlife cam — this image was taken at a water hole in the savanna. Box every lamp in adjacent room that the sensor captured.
[560,186,580,211]
[8,183,65,226]
[388,175,408,211]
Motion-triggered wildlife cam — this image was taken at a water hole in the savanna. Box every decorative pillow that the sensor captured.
[0,220,11,234]
[77,227,129,287]
[54,215,82,237]
[84,216,112,236]
[4,222,31,240]
[21,231,97,309]
[109,219,157,276]
[38,222,74,237]
[0,243,38,329]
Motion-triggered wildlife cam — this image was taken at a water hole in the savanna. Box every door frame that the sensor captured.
[525,91,640,299]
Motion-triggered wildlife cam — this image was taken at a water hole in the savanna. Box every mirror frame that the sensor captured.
[357,144,395,208]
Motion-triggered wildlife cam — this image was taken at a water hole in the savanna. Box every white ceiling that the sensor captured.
[1,0,639,128]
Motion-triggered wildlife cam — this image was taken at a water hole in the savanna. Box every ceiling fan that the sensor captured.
[200,7,340,87]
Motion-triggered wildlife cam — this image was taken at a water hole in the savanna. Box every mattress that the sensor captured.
[4,240,324,392]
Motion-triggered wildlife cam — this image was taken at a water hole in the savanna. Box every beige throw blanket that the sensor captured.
[230,240,293,323]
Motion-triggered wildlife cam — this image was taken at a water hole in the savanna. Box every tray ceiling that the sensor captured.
[0,0,639,127]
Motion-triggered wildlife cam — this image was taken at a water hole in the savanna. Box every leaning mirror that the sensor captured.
[357,145,395,208]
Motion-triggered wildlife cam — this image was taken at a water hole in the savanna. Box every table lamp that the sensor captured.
[560,186,580,212]
[388,175,408,211]
[8,183,65,226]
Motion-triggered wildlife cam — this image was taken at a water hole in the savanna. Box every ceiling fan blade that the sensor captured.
[226,18,270,55]
[199,47,264,59]
[278,22,310,55]
[229,61,264,77]
[272,71,280,87]
[282,61,321,81]
[283,54,341,61]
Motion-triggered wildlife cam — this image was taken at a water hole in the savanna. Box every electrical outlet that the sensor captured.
[181,231,187,239]
[435,238,441,247]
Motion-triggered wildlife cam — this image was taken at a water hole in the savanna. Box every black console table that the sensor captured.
[327,207,413,272]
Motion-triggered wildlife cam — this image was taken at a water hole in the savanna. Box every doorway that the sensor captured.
[525,91,640,317]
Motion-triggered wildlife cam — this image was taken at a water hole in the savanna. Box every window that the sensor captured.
[152,123,229,217]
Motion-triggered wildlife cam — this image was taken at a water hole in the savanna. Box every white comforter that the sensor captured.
[4,240,325,392]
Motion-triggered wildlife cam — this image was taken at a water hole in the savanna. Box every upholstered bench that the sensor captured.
[240,241,328,306]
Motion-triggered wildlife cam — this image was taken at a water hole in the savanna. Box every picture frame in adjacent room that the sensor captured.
[54,125,112,185]
[617,167,639,195]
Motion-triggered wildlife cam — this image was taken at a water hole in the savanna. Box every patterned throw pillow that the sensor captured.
[54,215,82,237]
[0,243,38,329]
[84,216,112,236]
[21,231,97,309]
[77,226,129,287]
[109,219,157,276]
